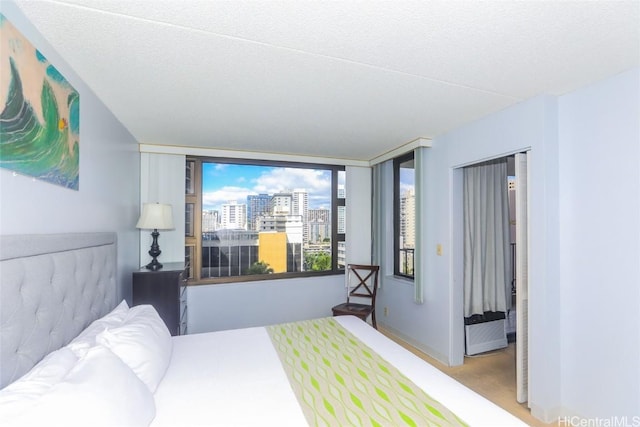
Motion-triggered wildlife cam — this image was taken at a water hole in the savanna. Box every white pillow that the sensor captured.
[5,345,156,427]
[67,299,129,357]
[96,304,172,393]
[0,347,78,419]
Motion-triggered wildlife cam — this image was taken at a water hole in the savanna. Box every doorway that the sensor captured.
[452,151,530,405]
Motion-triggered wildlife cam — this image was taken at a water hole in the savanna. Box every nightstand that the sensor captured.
[132,262,187,336]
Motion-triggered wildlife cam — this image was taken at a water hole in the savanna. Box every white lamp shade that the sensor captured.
[136,203,174,230]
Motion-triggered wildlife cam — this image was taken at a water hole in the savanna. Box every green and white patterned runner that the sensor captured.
[267,318,468,427]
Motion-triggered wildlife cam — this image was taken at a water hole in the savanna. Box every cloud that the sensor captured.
[253,168,330,194]
[400,181,414,195]
[202,167,332,211]
[203,186,252,209]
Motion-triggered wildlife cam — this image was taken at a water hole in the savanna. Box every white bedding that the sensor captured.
[152,316,526,427]
[152,322,307,426]
[0,233,527,426]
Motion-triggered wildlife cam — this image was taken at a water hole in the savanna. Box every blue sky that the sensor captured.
[202,162,333,212]
[400,168,415,195]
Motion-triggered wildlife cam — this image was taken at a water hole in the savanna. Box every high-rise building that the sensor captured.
[291,189,308,216]
[307,208,330,243]
[221,201,247,230]
[258,232,288,273]
[247,194,271,231]
[271,193,292,215]
[202,210,219,232]
[257,214,303,272]
[337,241,346,269]
[292,189,309,244]
[401,188,415,249]
[337,184,346,234]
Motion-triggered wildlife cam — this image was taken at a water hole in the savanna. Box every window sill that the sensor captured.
[186,269,345,286]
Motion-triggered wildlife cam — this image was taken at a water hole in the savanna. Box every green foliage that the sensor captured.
[246,261,274,275]
[305,252,331,271]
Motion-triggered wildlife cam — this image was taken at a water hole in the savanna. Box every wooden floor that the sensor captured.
[379,328,553,427]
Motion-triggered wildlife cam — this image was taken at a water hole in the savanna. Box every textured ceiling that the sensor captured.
[12,0,640,162]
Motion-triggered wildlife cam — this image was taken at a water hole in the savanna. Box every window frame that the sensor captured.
[393,151,415,280]
[186,156,345,285]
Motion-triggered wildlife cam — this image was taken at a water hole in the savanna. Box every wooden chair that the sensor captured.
[331,264,380,329]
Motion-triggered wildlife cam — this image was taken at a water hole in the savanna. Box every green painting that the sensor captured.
[0,14,79,190]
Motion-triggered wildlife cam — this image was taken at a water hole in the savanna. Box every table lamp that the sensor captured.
[136,203,174,271]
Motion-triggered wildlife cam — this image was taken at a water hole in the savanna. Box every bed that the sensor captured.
[0,233,526,426]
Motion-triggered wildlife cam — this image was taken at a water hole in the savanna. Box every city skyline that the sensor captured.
[202,162,333,212]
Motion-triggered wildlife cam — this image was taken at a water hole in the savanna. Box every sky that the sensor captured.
[202,162,334,212]
[400,168,415,195]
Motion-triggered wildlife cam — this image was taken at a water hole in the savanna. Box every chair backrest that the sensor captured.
[346,264,380,307]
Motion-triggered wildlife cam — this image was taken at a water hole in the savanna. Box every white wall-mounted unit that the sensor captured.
[465,319,508,356]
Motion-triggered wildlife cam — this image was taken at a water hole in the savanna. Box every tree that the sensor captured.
[246,261,274,275]
[304,252,331,271]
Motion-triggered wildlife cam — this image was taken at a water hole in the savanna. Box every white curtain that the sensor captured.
[371,162,384,275]
[371,150,425,303]
[345,166,372,266]
[463,159,511,317]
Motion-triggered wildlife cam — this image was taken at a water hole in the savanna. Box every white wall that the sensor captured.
[0,1,140,304]
[188,275,346,333]
[558,68,640,419]
[377,94,562,421]
[377,68,640,422]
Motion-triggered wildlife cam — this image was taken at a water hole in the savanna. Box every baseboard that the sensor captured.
[377,322,449,366]
[530,402,562,424]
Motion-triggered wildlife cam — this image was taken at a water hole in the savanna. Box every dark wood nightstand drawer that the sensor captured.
[133,262,186,336]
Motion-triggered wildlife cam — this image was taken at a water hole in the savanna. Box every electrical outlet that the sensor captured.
[436,244,443,256]
[384,307,389,316]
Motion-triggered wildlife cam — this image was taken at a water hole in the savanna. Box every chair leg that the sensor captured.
[371,311,377,329]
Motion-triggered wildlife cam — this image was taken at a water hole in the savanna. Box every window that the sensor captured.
[184,159,198,280]
[186,157,345,284]
[394,152,415,279]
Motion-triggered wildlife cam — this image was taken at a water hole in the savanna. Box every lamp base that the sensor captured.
[145,229,163,271]
[145,258,163,271]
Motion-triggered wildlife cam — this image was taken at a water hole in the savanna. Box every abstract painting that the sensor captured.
[0,14,79,190]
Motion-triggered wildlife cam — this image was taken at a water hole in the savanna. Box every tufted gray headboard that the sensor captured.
[0,232,118,389]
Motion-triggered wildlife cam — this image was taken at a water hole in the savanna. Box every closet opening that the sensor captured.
[456,152,530,406]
